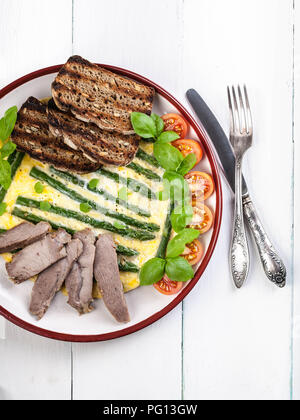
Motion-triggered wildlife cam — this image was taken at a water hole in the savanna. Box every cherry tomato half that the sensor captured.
[162,113,188,139]
[185,171,215,202]
[187,204,214,235]
[181,239,204,266]
[154,275,183,295]
[172,139,203,166]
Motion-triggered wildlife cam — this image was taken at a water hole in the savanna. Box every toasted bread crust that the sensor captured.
[11,97,100,173]
[47,99,140,166]
[52,56,155,134]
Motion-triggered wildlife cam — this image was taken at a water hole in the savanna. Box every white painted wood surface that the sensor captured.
[294,0,300,401]
[0,0,298,400]
[182,0,293,400]
[0,0,73,401]
[0,316,5,340]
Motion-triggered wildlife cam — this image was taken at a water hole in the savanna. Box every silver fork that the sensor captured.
[228,85,253,288]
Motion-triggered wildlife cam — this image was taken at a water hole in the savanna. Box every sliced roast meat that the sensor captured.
[30,238,83,320]
[65,229,95,314]
[0,222,51,253]
[94,234,130,323]
[6,229,71,284]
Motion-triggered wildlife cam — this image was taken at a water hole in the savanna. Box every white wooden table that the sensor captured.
[0,0,299,400]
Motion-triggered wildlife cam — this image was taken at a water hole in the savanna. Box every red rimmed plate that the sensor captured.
[0,64,222,342]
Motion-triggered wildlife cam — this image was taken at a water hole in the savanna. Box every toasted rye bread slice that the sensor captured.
[52,55,155,135]
[47,99,140,166]
[11,97,100,173]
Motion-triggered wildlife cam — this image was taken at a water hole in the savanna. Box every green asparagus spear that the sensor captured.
[30,167,159,232]
[155,200,175,259]
[136,148,160,168]
[49,166,151,218]
[118,260,139,273]
[12,207,76,235]
[16,197,156,241]
[97,168,157,200]
[127,162,161,181]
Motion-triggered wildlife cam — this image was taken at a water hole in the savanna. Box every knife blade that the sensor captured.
[186,88,248,195]
[186,88,287,288]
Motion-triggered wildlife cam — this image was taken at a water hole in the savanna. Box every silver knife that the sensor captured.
[186,88,286,288]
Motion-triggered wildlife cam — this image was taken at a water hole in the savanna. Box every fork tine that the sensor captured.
[227,86,235,134]
[243,85,253,134]
[237,85,247,134]
[231,86,240,134]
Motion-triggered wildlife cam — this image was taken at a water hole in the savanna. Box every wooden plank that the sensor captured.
[293,0,300,401]
[0,0,73,400]
[72,0,183,400]
[72,312,182,400]
[0,0,73,87]
[182,0,293,400]
[0,315,5,339]
[73,0,184,95]
[0,0,295,401]
[0,323,71,400]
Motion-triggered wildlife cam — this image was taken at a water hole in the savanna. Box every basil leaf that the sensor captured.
[1,141,16,159]
[34,182,44,194]
[151,114,164,137]
[0,159,11,190]
[0,106,18,142]
[177,153,197,176]
[0,202,7,216]
[131,112,157,139]
[166,228,200,258]
[113,221,126,229]
[153,143,183,172]
[170,204,194,233]
[118,186,128,202]
[139,257,166,286]
[163,171,182,182]
[80,202,92,213]
[88,178,99,189]
[165,256,195,282]
[157,131,180,144]
[40,201,51,212]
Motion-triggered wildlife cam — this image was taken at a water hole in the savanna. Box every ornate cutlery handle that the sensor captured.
[230,156,250,288]
[242,194,286,288]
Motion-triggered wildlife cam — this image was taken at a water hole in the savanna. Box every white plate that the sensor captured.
[0,65,222,342]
